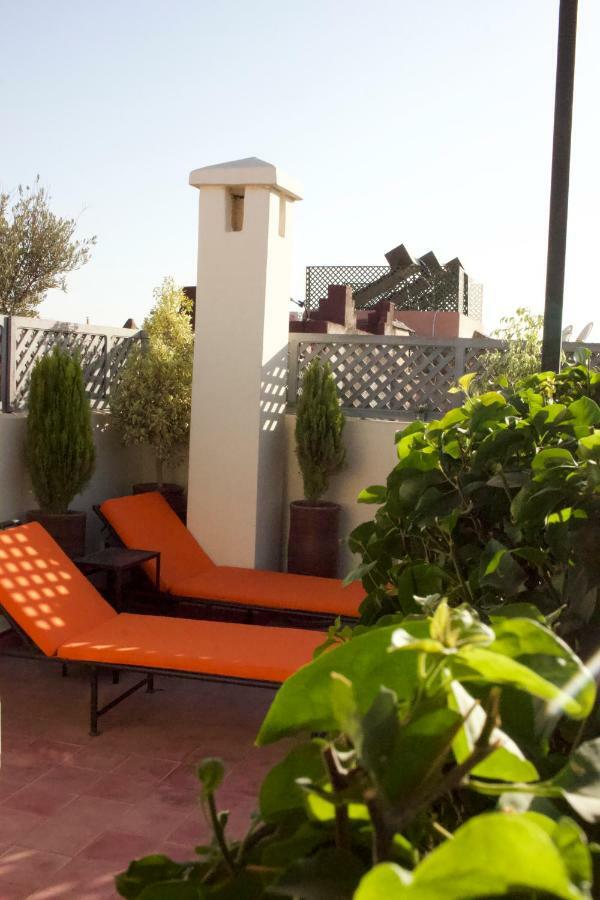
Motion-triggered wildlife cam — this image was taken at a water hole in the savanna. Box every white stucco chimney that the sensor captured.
[186,157,302,569]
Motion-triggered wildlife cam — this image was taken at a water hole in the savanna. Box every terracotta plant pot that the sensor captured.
[26,510,87,559]
[132,482,187,523]
[287,500,341,579]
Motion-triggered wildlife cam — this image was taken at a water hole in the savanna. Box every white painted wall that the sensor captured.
[0,412,161,550]
[283,414,407,576]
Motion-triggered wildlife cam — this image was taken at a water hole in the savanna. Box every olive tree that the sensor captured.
[0,178,96,316]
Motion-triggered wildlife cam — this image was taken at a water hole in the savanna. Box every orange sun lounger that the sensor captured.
[96,492,364,621]
[0,522,325,734]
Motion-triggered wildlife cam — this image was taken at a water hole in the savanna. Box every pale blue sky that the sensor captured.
[1,0,599,336]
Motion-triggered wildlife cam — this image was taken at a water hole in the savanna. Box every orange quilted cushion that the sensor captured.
[100,493,214,591]
[58,613,325,682]
[0,523,117,657]
[170,567,364,616]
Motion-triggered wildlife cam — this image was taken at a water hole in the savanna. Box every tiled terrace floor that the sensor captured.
[0,644,284,899]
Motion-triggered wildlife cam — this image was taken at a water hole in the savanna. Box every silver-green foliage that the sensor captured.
[0,178,95,316]
[110,278,194,485]
[478,306,544,389]
[295,359,346,502]
[26,347,95,513]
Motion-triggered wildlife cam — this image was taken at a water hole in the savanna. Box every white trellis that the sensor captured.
[288,333,600,419]
[0,316,143,413]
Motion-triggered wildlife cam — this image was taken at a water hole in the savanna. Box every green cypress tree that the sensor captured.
[26,347,96,513]
[295,359,346,502]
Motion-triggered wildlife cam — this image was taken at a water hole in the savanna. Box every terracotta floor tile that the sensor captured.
[0,655,272,898]
[165,811,211,846]
[24,741,83,767]
[111,754,179,784]
[66,747,128,773]
[53,795,133,830]
[77,830,161,864]
[0,846,69,887]
[114,801,190,840]
[24,854,118,900]
[1,784,77,818]
[82,773,152,805]
[20,815,104,857]
[30,766,103,796]
[0,811,45,845]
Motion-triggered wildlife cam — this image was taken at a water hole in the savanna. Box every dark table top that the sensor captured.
[75,547,159,571]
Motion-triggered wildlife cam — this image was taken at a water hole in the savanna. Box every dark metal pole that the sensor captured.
[541,0,578,372]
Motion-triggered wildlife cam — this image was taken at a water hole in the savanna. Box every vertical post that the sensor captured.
[0,317,16,413]
[187,158,303,570]
[541,0,578,372]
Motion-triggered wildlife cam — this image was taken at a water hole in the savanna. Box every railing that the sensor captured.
[0,316,143,413]
[288,333,600,420]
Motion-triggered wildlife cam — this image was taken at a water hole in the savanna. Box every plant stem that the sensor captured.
[205,794,237,877]
[364,789,392,864]
[323,746,350,851]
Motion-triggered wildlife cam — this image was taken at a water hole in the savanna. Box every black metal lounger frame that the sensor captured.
[93,505,358,628]
[0,602,278,736]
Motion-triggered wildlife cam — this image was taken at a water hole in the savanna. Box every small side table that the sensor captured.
[75,548,160,612]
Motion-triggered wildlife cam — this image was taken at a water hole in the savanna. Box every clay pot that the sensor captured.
[26,510,87,558]
[132,482,186,523]
[287,500,341,579]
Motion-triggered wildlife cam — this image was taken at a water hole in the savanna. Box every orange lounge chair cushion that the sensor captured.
[0,523,117,657]
[100,493,214,591]
[170,566,364,617]
[58,613,325,683]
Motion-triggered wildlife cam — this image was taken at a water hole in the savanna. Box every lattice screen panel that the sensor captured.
[11,323,141,411]
[305,265,390,311]
[297,340,458,414]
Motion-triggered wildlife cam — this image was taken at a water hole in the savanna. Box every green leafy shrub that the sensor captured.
[476,306,544,389]
[116,602,598,898]
[347,363,600,636]
[25,346,95,513]
[295,359,346,502]
[111,277,194,485]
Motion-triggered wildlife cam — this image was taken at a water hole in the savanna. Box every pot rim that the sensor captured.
[290,500,341,511]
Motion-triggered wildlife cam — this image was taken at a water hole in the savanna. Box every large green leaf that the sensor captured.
[551,738,600,823]
[450,646,590,719]
[256,626,420,745]
[488,618,596,719]
[448,681,538,782]
[354,813,590,899]
[259,741,326,822]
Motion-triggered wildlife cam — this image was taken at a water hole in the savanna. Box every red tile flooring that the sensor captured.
[0,648,285,899]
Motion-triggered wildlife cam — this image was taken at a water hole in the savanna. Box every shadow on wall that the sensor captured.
[256,345,288,571]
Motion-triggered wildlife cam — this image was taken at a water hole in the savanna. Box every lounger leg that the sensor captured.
[90,667,99,736]
[62,663,68,678]
[112,669,120,685]
[146,674,155,693]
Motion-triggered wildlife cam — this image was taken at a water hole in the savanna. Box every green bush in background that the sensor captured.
[111,277,194,486]
[348,361,600,640]
[25,346,95,513]
[295,358,346,502]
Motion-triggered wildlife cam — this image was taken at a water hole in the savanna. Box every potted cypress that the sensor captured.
[25,347,96,557]
[287,358,346,578]
[110,278,193,521]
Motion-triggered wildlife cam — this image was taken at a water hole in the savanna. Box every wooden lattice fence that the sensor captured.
[288,334,600,419]
[0,316,143,413]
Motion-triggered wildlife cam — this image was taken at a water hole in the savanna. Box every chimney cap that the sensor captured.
[189,157,303,200]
